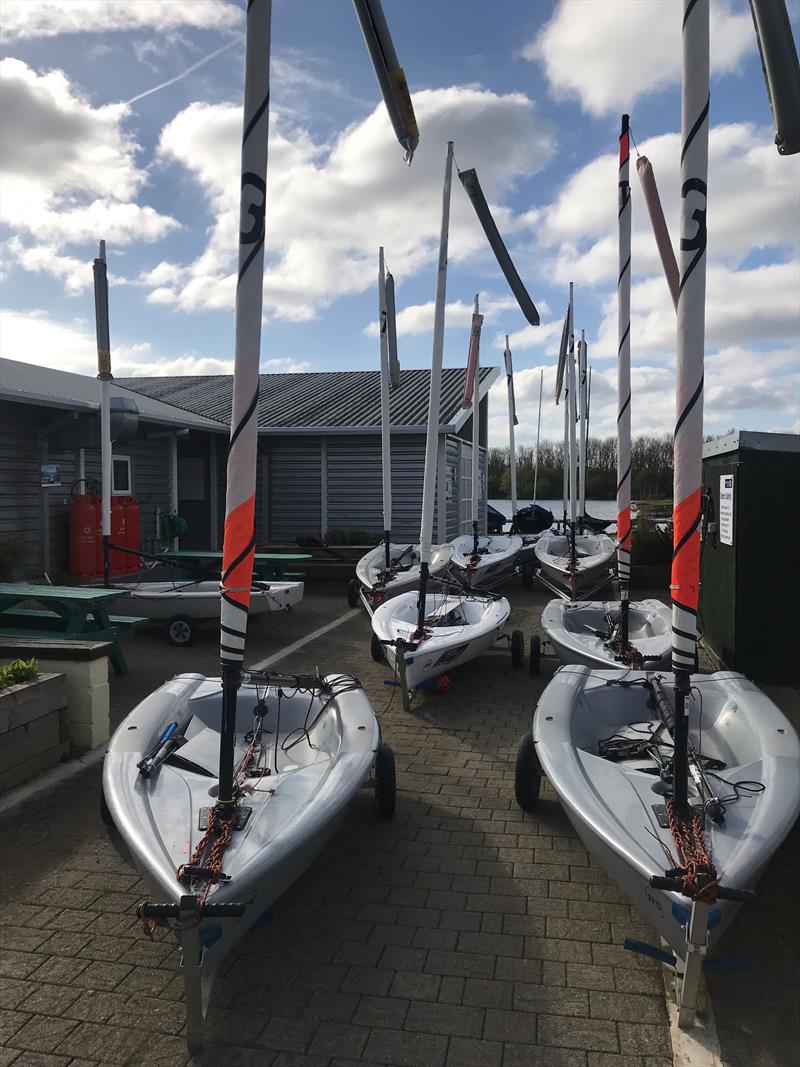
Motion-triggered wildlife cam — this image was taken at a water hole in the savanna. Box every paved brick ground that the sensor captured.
[0,585,796,1066]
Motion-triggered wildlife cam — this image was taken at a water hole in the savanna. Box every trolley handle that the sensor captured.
[649,876,755,903]
[137,901,247,919]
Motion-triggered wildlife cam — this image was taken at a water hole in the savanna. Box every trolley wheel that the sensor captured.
[529,634,541,675]
[510,629,525,669]
[514,732,542,812]
[374,743,396,821]
[347,578,361,608]
[521,565,534,591]
[371,632,385,663]
[167,616,193,647]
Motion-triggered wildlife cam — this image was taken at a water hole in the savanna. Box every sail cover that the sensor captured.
[462,308,484,408]
[504,343,518,426]
[555,305,569,402]
[636,156,679,308]
[353,0,419,162]
[384,272,401,389]
[458,168,540,326]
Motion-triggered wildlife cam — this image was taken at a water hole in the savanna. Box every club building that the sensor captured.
[0,357,497,580]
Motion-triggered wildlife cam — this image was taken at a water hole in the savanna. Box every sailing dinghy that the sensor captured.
[351,248,452,611]
[448,300,522,588]
[102,1,413,1050]
[371,143,523,709]
[534,290,615,599]
[518,2,800,1027]
[540,115,670,667]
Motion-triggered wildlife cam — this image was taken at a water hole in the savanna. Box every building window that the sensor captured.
[112,455,132,495]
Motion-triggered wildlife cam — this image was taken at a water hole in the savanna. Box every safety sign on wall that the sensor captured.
[719,475,734,546]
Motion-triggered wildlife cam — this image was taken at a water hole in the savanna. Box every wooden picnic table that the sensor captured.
[154,550,311,582]
[0,583,145,675]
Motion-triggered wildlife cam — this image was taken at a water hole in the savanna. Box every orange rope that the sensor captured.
[666,797,718,903]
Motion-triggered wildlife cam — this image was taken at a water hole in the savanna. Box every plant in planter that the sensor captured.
[0,658,38,690]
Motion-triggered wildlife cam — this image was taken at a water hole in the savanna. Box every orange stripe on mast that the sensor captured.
[671,487,701,611]
[221,494,256,610]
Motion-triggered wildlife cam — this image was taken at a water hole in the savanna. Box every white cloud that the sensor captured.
[0,308,310,377]
[153,86,553,320]
[0,0,239,42]
[525,0,753,117]
[362,295,519,339]
[534,125,800,288]
[0,59,179,288]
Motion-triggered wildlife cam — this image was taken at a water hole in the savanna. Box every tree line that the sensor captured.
[488,434,674,500]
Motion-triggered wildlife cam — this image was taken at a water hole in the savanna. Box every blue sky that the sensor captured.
[1,0,798,446]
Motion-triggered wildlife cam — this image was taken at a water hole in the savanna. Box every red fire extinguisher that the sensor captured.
[70,494,100,577]
[109,498,127,575]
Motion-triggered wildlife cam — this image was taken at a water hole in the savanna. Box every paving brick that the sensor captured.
[503,1043,587,1067]
[437,976,465,1004]
[20,985,82,1018]
[405,1000,483,1038]
[617,1022,672,1055]
[0,1009,29,1044]
[379,945,427,973]
[340,965,394,996]
[587,1054,648,1067]
[388,970,441,1003]
[302,989,359,1022]
[0,979,34,1011]
[258,1015,319,1053]
[483,1007,538,1044]
[590,989,666,1025]
[424,950,495,980]
[307,1021,369,1058]
[547,917,611,943]
[528,937,593,963]
[363,1026,447,1066]
[0,1048,20,1067]
[538,1013,619,1053]
[463,977,513,1009]
[493,957,543,984]
[566,963,615,991]
[513,983,589,1017]
[0,952,48,980]
[8,1014,79,1054]
[352,994,409,1029]
[446,1035,503,1067]
[457,931,522,958]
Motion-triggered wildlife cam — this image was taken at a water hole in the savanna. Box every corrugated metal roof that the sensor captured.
[118,367,498,432]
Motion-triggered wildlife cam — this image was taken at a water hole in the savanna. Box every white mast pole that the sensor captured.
[471,294,480,550]
[562,387,569,528]
[504,336,517,520]
[417,141,454,630]
[617,114,633,643]
[217,0,272,808]
[93,240,112,587]
[533,368,543,508]
[578,329,587,530]
[378,246,392,569]
[672,0,709,814]
[567,283,578,545]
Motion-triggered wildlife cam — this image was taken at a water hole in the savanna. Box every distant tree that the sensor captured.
[488,434,674,500]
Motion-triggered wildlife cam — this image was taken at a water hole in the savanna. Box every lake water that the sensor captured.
[488,499,618,521]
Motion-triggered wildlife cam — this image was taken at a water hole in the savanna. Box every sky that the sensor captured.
[1,0,798,448]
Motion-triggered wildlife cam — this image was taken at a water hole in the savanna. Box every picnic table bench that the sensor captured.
[154,550,311,582]
[0,583,143,675]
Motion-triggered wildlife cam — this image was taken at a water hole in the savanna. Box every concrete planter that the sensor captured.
[0,672,68,793]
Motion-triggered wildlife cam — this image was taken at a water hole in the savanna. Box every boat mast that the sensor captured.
[470,294,482,554]
[671,0,709,815]
[378,247,393,570]
[93,240,112,588]
[504,336,518,520]
[217,0,272,809]
[533,368,543,508]
[417,141,454,633]
[617,114,633,645]
[636,156,679,309]
[567,283,578,562]
[578,329,587,532]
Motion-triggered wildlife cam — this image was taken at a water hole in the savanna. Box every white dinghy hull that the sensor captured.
[448,534,523,587]
[372,589,510,690]
[103,672,385,1044]
[526,666,800,956]
[355,542,453,610]
[120,580,303,621]
[541,599,671,669]
[534,530,616,599]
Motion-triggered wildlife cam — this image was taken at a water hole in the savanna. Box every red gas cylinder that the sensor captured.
[122,496,141,572]
[70,494,100,577]
[110,498,127,575]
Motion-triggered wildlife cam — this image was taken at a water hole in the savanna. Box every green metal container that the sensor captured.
[700,431,800,684]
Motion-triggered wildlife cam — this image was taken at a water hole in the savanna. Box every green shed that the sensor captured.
[700,430,800,685]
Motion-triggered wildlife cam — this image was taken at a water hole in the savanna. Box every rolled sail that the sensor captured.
[384,272,401,389]
[458,168,540,326]
[461,305,484,409]
[636,155,679,309]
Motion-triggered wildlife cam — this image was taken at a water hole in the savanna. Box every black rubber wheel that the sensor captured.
[347,578,361,608]
[529,634,541,675]
[371,632,385,663]
[374,743,396,821]
[514,732,542,812]
[521,565,534,591]
[167,616,193,646]
[510,629,525,669]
